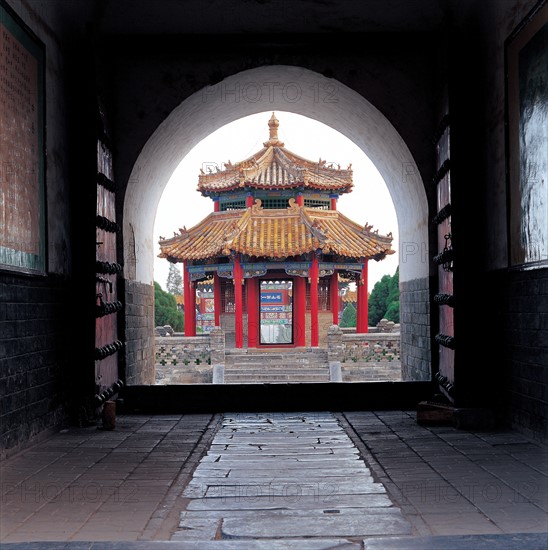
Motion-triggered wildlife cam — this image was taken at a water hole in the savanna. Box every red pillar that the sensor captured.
[310,255,319,347]
[247,277,259,347]
[294,276,306,347]
[189,280,196,336]
[213,272,221,327]
[183,263,196,336]
[331,271,339,325]
[233,255,244,348]
[356,283,363,333]
[213,198,220,212]
[330,194,338,210]
[296,193,304,206]
[246,193,254,207]
[357,261,369,333]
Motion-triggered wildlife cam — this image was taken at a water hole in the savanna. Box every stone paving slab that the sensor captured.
[176,508,411,539]
[193,458,363,469]
[186,493,393,510]
[190,466,372,478]
[182,479,386,499]
[219,508,412,538]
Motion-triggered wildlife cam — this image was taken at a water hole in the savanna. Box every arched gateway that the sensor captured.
[124,65,429,384]
[158,113,394,348]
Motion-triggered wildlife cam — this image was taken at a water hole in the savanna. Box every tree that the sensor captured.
[166,263,183,295]
[368,274,392,326]
[154,281,184,331]
[368,267,399,326]
[340,302,357,328]
[385,267,399,323]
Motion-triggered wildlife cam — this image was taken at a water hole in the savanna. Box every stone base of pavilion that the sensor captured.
[155,326,402,384]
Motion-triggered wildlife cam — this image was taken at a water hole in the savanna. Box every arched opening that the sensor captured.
[123,65,429,385]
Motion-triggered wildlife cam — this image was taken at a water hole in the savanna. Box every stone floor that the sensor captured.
[1,410,547,549]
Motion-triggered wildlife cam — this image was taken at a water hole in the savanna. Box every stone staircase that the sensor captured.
[224,348,330,383]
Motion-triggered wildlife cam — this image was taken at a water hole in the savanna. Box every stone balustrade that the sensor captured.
[154,325,401,384]
[155,335,213,384]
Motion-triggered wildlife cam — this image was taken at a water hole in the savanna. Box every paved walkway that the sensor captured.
[1,410,547,548]
[173,412,410,543]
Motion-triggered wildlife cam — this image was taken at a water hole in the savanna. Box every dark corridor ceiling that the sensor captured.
[31,0,483,37]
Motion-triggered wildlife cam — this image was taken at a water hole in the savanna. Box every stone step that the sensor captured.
[225,370,329,375]
[224,374,330,383]
[224,369,329,375]
[225,358,321,364]
[225,363,327,368]
[224,373,329,380]
[225,360,327,364]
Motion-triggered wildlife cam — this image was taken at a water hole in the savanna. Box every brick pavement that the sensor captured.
[0,410,546,548]
[340,410,548,538]
[1,414,219,543]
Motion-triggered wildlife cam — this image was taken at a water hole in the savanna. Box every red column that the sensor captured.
[296,193,304,206]
[183,263,196,336]
[213,198,220,212]
[188,280,196,336]
[357,261,369,333]
[247,277,259,347]
[246,193,254,207]
[294,276,306,347]
[331,271,339,325]
[310,255,319,347]
[213,272,221,327]
[330,194,338,210]
[233,255,243,348]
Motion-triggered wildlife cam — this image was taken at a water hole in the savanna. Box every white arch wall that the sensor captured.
[122,65,430,384]
[124,65,428,285]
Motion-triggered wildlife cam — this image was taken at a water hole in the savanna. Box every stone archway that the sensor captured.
[123,65,429,384]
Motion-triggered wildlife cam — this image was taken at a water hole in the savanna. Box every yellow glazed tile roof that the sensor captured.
[342,290,357,303]
[197,114,353,194]
[158,201,393,262]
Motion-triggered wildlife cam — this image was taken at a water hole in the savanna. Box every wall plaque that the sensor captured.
[506,2,548,267]
[0,2,45,274]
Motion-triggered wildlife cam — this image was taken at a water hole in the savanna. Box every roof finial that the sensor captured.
[264,112,284,147]
[268,112,279,140]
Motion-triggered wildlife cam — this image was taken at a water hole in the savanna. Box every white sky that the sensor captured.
[154,111,399,290]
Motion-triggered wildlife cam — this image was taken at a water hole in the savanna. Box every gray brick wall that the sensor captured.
[400,277,431,381]
[0,274,72,458]
[495,268,548,442]
[124,280,155,385]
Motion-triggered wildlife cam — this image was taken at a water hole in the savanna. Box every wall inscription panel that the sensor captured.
[0,3,45,273]
[507,3,548,267]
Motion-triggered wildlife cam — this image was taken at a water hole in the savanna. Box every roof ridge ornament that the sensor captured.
[251,198,263,213]
[263,112,285,147]
[287,197,300,212]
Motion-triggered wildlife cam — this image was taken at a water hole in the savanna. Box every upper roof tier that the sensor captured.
[197,113,354,195]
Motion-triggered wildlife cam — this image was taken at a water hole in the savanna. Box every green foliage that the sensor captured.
[384,300,400,322]
[368,267,400,326]
[154,281,184,331]
[340,302,357,328]
[166,263,184,295]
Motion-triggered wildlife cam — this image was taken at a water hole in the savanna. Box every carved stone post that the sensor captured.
[327,324,344,362]
[210,326,225,366]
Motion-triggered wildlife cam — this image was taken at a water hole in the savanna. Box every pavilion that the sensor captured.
[158,113,394,348]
